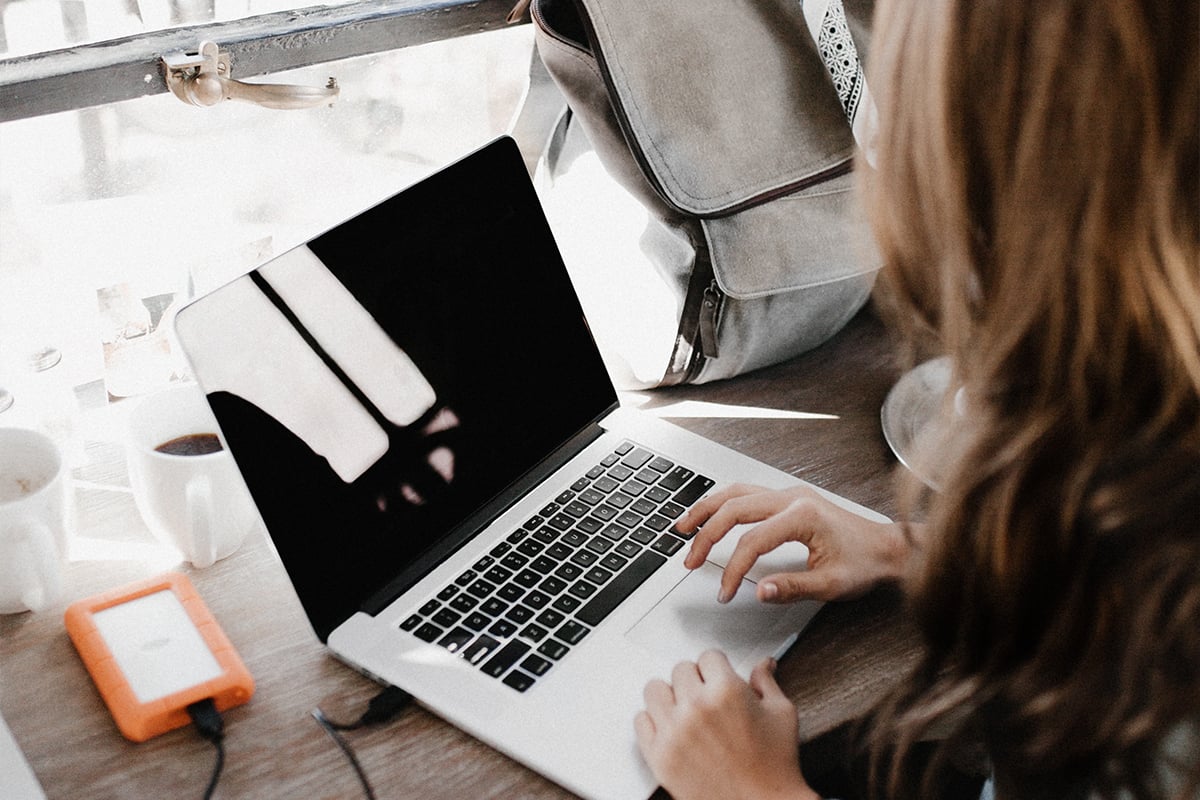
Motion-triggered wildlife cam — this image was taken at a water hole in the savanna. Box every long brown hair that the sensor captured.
[861,0,1200,798]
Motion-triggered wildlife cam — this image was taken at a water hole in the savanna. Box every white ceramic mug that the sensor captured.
[126,386,258,568]
[0,427,70,613]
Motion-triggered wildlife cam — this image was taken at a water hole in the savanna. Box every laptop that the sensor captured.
[172,136,888,800]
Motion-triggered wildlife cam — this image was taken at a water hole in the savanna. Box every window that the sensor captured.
[0,1,546,453]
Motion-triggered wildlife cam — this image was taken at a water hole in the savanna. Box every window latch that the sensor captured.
[162,41,339,110]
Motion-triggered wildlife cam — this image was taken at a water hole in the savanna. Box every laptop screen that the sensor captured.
[175,138,618,640]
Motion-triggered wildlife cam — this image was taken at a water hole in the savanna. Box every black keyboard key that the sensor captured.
[503,671,536,692]
[464,612,490,631]
[520,623,549,642]
[489,619,519,638]
[432,608,461,628]
[539,576,568,595]
[630,527,657,545]
[652,533,686,556]
[614,441,634,455]
[572,548,600,565]
[607,492,633,509]
[644,514,672,532]
[585,464,606,479]
[522,515,545,531]
[489,541,513,557]
[554,562,583,581]
[539,502,560,517]
[419,599,440,616]
[500,552,529,571]
[645,486,671,503]
[521,654,553,676]
[592,504,618,521]
[552,594,582,614]
[450,593,479,612]
[584,537,613,555]
[463,634,501,665]
[538,640,570,660]
[480,597,508,616]
[620,480,646,497]
[414,622,443,642]
[481,640,531,678]
[593,476,620,494]
[578,489,606,506]
[617,511,644,528]
[555,490,576,505]
[600,523,629,541]
[576,517,603,535]
[635,469,659,487]
[561,529,589,547]
[555,621,590,645]
[630,498,657,516]
[570,477,591,492]
[438,627,474,653]
[563,501,590,518]
[507,528,530,544]
[548,514,575,531]
[514,569,542,588]
[483,566,513,584]
[648,456,674,473]
[568,580,598,600]
[601,453,621,467]
[616,540,643,558]
[600,553,629,571]
[523,590,552,609]
[437,585,457,601]
[498,584,525,602]
[576,551,667,627]
[609,465,634,481]
[533,527,559,544]
[536,608,565,628]
[546,542,573,560]
[517,540,545,557]
[621,448,653,469]
[660,501,687,519]
[658,466,694,491]
[400,614,421,631]
[467,579,497,598]
[505,604,534,624]
[531,555,558,574]
[673,475,716,507]
[584,566,614,585]
[473,555,495,572]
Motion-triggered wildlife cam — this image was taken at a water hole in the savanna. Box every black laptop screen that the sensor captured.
[180,138,618,641]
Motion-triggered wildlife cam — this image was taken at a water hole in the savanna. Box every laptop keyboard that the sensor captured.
[398,441,714,692]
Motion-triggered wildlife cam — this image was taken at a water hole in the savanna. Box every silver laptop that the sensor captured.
[173,136,887,800]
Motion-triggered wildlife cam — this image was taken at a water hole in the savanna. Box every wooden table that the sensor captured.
[0,307,920,800]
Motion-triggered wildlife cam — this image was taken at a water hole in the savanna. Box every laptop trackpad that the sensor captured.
[625,562,814,674]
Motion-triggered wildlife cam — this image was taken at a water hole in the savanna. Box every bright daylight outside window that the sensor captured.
[0,1,535,496]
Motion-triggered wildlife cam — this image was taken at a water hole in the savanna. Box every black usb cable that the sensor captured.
[187,699,226,800]
[311,686,413,800]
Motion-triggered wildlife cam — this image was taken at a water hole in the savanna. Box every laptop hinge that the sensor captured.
[359,403,618,617]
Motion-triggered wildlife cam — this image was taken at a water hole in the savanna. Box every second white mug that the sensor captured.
[126,386,259,568]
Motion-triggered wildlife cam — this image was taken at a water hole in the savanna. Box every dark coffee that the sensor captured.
[155,433,223,457]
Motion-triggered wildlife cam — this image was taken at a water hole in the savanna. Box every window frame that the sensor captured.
[0,0,524,123]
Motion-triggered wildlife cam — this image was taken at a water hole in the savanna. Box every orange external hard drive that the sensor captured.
[64,572,254,742]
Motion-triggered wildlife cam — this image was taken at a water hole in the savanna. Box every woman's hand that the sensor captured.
[676,483,912,605]
[634,650,820,800]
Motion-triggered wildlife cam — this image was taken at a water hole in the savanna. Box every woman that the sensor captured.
[633,1,1199,798]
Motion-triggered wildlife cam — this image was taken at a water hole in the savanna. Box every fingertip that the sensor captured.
[759,581,779,602]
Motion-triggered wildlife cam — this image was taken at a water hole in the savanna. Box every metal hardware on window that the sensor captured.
[162,41,339,110]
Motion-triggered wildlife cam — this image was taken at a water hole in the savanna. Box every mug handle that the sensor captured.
[185,475,219,569]
[17,520,63,612]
